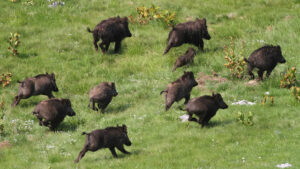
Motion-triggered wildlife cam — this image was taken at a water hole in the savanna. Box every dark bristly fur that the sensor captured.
[172,48,196,72]
[74,125,132,163]
[32,98,76,131]
[244,45,286,80]
[163,18,211,55]
[11,73,59,107]
[160,71,198,111]
[87,16,132,53]
[182,93,228,127]
[88,82,118,113]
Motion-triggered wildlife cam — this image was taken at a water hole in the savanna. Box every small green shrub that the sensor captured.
[0,101,4,134]
[224,37,247,79]
[280,67,296,88]
[8,32,21,56]
[22,0,34,6]
[0,73,12,88]
[237,111,254,126]
[129,5,177,27]
[261,96,274,105]
[290,86,300,101]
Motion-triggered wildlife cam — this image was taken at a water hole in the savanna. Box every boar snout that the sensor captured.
[113,91,118,96]
[127,31,132,37]
[125,138,132,146]
[219,101,228,109]
[192,80,198,87]
[279,57,286,63]
[68,107,76,116]
[204,32,211,40]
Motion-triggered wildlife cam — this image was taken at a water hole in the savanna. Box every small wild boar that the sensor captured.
[87,16,132,53]
[74,125,132,163]
[163,18,211,55]
[89,82,118,113]
[172,48,196,72]
[32,98,76,130]
[182,93,228,127]
[244,45,286,80]
[11,73,59,107]
[160,71,198,111]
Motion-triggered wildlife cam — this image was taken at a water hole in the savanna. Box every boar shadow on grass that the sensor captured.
[205,119,233,128]
[105,104,130,113]
[55,122,79,132]
[18,53,38,59]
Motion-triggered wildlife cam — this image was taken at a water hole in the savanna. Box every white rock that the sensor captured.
[179,114,189,122]
[276,163,292,168]
[232,100,256,105]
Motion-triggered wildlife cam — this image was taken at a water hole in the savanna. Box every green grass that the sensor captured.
[0,0,300,168]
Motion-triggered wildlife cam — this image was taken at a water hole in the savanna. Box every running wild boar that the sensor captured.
[163,18,211,55]
[32,98,76,130]
[74,125,132,163]
[244,45,286,80]
[183,93,228,127]
[12,73,58,107]
[172,48,196,72]
[87,16,132,53]
[160,71,198,111]
[89,82,118,113]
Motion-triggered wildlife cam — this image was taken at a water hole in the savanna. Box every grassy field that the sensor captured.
[0,0,300,168]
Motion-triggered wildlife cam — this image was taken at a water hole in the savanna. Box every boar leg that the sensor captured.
[91,99,98,111]
[99,41,106,53]
[187,113,197,122]
[196,112,207,127]
[266,70,273,78]
[163,43,172,55]
[165,95,174,111]
[116,145,130,154]
[109,147,118,158]
[184,94,190,104]
[104,42,110,52]
[11,96,21,107]
[74,146,88,163]
[247,64,255,79]
[257,69,264,80]
[198,39,204,51]
[47,92,55,99]
[114,41,121,53]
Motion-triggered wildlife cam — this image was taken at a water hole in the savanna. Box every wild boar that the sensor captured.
[160,71,198,111]
[88,82,118,113]
[244,45,286,80]
[74,124,132,163]
[182,93,228,127]
[163,18,211,55]
[11,73,59,107]
[87,16,132,53]
[172,48,196,72]
[32,98,76,130]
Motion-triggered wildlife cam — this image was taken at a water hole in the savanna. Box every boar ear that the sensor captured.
[212,92,215,96]
[51,73,55,79]
[46,72,49,75]
[122,124,127,132]
[202,18,207,25]
[62,99,71,106]
[277,45,281,49]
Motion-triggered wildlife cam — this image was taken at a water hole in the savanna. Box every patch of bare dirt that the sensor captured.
[197,71,228,88]
[245,80,259,86]
[0,140,11,150]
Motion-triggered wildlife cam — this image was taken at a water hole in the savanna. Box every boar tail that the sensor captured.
[244,57,250,63]
[87,27,93,33]
[179,106,186,111]
[160,90,167,95]
[82,132,88,135]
